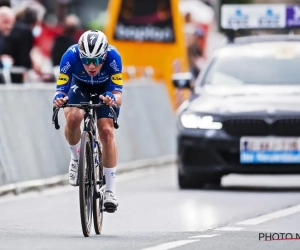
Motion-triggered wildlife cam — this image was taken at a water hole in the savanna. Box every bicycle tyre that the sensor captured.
[93,141,104,234]
[79,131,93,237]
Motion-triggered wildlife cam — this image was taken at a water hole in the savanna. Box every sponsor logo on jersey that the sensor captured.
[110,60,120,72]
[113,87,122,92]
[61,62,71,73]
[111,73,122,86]
[57,73,69,85]
[71,84,79,93]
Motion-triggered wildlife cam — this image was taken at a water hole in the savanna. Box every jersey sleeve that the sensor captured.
[55,47,75,95]
[108,49,123,93]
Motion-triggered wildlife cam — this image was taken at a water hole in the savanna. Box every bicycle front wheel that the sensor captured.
[79,131,93,237]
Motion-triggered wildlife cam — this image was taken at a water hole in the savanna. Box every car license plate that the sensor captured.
[240,137,300,164]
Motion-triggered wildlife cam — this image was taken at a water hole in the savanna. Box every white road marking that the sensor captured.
[236,204,300,226]
[141,240,199,250]
[214,227,244,231]
[189,234,221,239]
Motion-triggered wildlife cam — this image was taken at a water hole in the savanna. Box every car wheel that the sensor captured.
[178,173,195,189]
[198,176,222,189]
[178,172,222,190]
[178,172,206,189]
[203,177,222,189]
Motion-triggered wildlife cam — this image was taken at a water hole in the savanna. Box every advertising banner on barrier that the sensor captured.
[221,4,294,30]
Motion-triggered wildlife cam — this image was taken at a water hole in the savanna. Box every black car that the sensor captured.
[173,34,300,189]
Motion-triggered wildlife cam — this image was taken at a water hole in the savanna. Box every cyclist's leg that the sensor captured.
[64,79,89,158]
[95,98,120,208]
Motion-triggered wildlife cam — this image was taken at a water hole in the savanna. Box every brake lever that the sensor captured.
[52,107,60,130]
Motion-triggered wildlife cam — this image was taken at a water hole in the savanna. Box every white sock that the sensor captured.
[104,167,116,193]
[69,141,80,160]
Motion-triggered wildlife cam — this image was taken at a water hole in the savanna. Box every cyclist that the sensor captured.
[53,30,122,211]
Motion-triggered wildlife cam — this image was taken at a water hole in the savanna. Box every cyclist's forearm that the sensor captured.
[112,92,122,107]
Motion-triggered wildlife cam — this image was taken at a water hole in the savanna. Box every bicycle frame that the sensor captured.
[82,102,97,145]
[82,104,104,196]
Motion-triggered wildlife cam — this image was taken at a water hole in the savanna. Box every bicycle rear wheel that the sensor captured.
[93,141,104,234]
[79,131,93,237]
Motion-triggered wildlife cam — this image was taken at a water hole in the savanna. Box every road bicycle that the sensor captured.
[52,96,119,237]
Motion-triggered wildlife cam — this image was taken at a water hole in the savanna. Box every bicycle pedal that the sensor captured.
[104,207,117,213]
[104,203,117,213]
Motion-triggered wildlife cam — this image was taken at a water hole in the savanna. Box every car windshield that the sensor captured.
[202,43,300,85]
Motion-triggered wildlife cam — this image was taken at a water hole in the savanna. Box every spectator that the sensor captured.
[0,6,14,42]
[3,6,37,83]
[51,14,80,67]
[0,6,15,83]
[187,28,205,79]
[184,12,197,47]
[26,1,57,82]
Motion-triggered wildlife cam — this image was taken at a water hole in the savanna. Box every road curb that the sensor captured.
[0,154,176,196]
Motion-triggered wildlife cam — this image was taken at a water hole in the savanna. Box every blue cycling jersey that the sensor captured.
[55,44,123,95]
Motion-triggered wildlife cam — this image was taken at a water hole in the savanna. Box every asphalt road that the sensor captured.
[1,164,300,250]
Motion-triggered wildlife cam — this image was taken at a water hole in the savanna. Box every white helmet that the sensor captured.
[78,30,108,58]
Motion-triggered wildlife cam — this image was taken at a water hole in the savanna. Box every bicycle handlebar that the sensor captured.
[52,101,119,130]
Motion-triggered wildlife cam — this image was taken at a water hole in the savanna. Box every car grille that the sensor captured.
[272,118,300,136]
[223,118,269,136]
[223,117,300,136]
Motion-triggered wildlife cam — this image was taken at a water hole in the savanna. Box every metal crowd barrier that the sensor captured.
[0,82,176,188]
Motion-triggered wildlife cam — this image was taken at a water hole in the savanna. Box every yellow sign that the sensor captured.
[57,73,69,86]
[105,0,189,110]
[111,73,123,85]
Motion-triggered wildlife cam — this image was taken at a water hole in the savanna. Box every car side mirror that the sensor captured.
[172,72,193,89]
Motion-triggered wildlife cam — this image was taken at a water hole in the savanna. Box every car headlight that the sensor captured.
[180,114,222,130]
